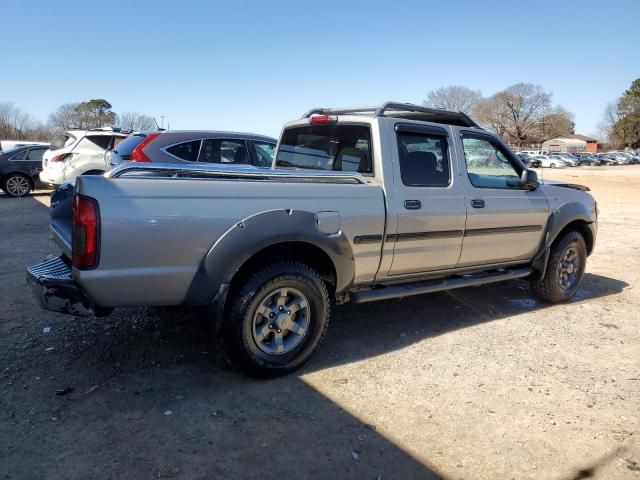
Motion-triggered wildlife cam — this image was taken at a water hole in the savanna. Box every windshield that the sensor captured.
[276,123,373,174]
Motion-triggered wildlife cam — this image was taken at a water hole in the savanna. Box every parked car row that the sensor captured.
[1,128,278,197]
[516,150,640,168]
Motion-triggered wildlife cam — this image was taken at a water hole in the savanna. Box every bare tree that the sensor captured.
[48,103,81,133]
[0,102,48,140]
[474,83,553,147]
[536,106,574,141]
[115,112,157,131]
[424,86,482,113]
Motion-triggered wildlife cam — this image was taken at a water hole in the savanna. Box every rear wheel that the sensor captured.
[3,173,33,197]
[530,231,587,303]
[219,262,331,377]
[550,163,557,168]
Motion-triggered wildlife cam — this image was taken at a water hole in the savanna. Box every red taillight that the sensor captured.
[50,153,69,162]
[310,114,337,124]
[130,132,161,162]
[72,195,100,269]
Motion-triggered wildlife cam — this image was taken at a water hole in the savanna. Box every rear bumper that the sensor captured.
[39,169,64,187]
[26,256,96,317]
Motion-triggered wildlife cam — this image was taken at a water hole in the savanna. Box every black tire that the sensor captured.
[219,262,331,377]
[550,163,557,168]
[530,231,587,303]
[3,173,33,197]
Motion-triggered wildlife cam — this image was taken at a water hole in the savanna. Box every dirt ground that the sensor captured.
[1,166,639,480]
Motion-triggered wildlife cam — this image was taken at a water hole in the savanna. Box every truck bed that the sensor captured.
[66,164,387,308]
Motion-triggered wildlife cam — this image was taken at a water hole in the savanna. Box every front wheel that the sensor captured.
[530,231,587,303]
[3,173,33,197]
[220,262,331,377]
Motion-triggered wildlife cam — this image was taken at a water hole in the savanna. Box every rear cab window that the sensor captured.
[276,123,373,174]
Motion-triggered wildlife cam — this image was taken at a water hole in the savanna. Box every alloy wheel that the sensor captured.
[5,176,30,197]
[251,287,311,355]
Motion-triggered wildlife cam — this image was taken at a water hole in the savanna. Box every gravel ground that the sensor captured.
[1,167,639,480]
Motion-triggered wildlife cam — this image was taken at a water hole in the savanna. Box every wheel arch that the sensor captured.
[532,201,596,278]
[184,209,355,309]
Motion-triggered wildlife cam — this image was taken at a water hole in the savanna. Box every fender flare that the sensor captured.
[531,201,596,278]
[185,209,355,306]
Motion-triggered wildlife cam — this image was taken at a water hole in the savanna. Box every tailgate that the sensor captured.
[50,183,74,258]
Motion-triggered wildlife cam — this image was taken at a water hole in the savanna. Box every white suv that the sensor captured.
[40,129,127,186]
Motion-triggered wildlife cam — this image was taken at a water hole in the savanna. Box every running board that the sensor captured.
[350,267,533,304]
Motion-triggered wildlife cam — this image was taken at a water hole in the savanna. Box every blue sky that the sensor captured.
[1,0,638,138]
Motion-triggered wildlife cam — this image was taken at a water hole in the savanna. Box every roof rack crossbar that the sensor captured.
[301,101,480,127]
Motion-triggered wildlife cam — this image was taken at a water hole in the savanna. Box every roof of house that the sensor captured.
[566,134,598,142]
[541,137,587,148]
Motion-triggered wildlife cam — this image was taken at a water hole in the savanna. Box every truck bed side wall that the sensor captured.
[73,175,386,307]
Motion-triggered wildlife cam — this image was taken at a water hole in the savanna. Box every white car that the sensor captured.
[533,155,567,168]
[548,153,579,166]
[519,150,542,157]
[40,129,127,186]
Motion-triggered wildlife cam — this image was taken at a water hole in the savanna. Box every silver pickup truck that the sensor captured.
[27,102,598,377]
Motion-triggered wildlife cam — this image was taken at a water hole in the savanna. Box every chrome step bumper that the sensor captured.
[26,256,95,317]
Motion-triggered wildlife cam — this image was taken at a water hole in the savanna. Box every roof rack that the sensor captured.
[301,101,480,128]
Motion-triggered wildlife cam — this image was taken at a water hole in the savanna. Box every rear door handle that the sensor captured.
[471,199,485,208]
[404,199,421,210]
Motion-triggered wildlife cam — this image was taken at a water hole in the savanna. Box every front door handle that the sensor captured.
[471,199,485,208]
[404,199,421,210]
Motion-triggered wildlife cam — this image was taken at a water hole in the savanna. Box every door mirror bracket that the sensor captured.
[521,169,539,191]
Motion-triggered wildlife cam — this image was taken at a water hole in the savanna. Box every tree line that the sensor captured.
[423,83,575,148]
[600,79,640,149]
[0,99,156,143]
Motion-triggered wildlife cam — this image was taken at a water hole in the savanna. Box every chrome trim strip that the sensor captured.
[464,225,543,237]
[107,162,366,184]
[386,230,464,242]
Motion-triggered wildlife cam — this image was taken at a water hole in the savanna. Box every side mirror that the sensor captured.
[521,169,539,190]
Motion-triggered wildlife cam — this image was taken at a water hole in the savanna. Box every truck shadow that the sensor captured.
[2,195,630,479]
[311,272,628,372]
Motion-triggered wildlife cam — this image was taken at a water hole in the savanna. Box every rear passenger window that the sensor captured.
[166,140,201,162]
[251,142,276,167]
[199,139,249,164]
[85,135,112,150]
[397,132,450,187]
[27,148,45,161]
[9,150,27,160]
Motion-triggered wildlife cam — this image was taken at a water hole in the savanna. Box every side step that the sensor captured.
[350,267,533,304]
